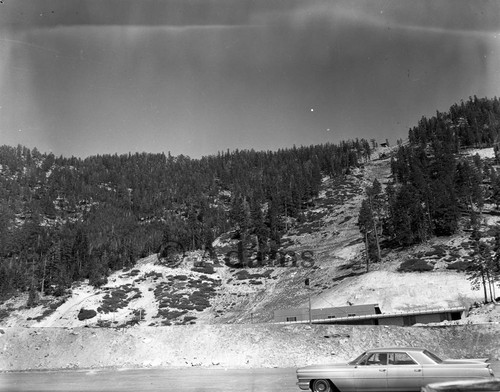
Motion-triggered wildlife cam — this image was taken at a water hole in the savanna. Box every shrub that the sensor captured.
[189,291,211,308]
[145,271,163,280]
[423,245,447,258]
[461,241,472,249]
[235,270,251,280]
[0,309,9,322]
[32,308,56,322]
[78,308,97,321]
[131,292,142,300]
[156,309,187,320]
[98,286,140,313]
[90,276,108,288]
[398,258,433,272]
[294,226,315,236]
[234,270,270,280]
[158,301,170,308]
[446,260,472,271]
[49,298,67,310]
[191,264,216,274]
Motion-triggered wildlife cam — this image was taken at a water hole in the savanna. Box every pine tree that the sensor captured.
[430,179,459,236]
[455,160,483,214]
[27,284,39,308]
[467,229,491,303]
[488,229,500,301]
[266,196,282,244]
[392,184,428,246]
[251,198,269,261]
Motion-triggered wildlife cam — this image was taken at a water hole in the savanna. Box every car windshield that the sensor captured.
[423,350,443,363]
[348,352,367,365]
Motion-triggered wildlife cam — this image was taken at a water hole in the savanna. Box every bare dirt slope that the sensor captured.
[2,323,500,371]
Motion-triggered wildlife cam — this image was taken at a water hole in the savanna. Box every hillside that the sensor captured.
[1,146,499,331]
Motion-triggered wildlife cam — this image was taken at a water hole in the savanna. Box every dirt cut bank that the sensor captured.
[1,323,500,371]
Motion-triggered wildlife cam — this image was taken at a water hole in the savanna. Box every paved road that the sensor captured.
[2,363,499,392]
[1,368,295,392]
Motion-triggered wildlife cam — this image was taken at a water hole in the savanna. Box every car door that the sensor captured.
[355,352,389,392]
[386,352,423,391]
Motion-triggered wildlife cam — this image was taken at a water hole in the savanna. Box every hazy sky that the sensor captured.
[1,0,499,158]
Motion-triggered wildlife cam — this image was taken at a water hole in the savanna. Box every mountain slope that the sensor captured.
[1,147,499,328]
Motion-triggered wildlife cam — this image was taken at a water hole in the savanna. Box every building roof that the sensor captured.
[275,306,466,325]
[274,303,380,317]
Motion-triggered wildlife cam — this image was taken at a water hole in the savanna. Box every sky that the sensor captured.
[0,0,500,159]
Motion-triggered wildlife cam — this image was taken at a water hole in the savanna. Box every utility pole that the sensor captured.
[305,278,311,325]
[308,294,312,326]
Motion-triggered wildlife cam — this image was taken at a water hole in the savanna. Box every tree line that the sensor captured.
[0,140,371,300]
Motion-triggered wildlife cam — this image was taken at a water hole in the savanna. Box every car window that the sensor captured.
[349,352,367,365]
[361,353,388,365]
[388,352,417,365]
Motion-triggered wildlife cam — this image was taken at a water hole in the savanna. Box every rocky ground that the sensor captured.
[1,322,500,371]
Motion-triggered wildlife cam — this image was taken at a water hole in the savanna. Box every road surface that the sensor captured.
[2,363,499,392]
[1,367,294,392]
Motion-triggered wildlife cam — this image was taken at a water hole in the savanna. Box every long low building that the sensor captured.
[274,304,382,323]
[273,304,466,326]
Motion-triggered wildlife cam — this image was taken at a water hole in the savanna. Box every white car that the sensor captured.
[296,347,495,392]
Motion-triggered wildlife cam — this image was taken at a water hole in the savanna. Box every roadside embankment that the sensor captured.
[1,323,500,371]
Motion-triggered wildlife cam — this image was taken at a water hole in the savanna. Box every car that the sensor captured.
[422,378,500,392]
[296,347,495,392]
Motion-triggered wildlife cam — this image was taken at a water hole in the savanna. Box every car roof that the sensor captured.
[366,347,426,353]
